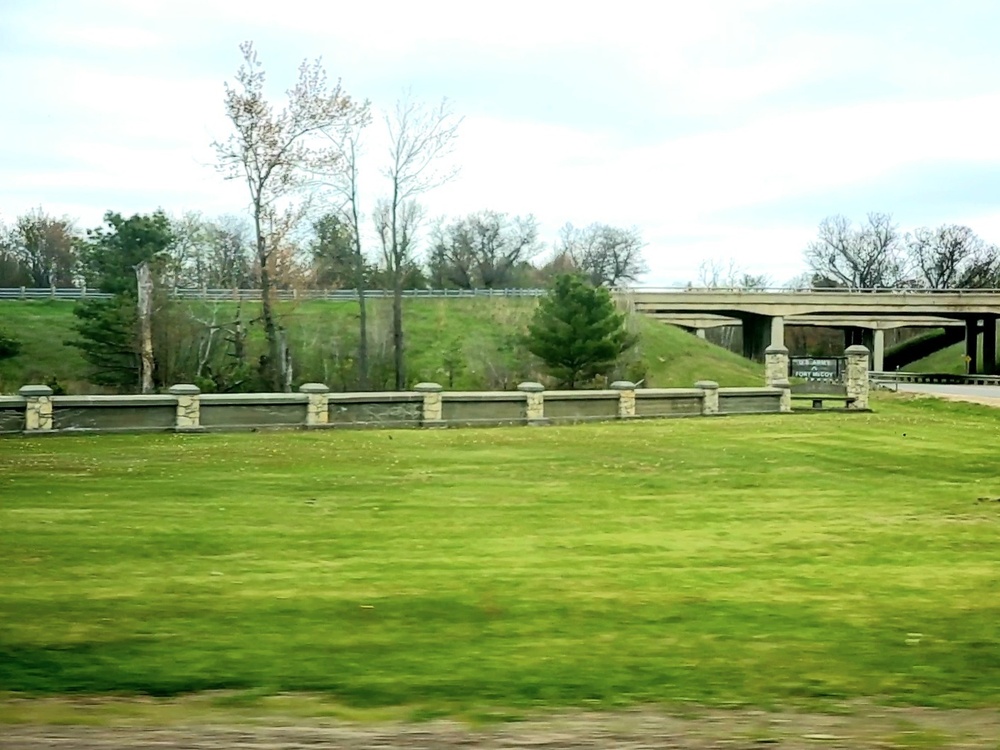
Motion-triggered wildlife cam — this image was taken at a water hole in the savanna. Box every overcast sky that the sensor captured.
[3,0,1000,286]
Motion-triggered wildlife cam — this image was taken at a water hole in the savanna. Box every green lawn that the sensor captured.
[0,301,89,393]
[0,299,761,393]
[2,395,999,716]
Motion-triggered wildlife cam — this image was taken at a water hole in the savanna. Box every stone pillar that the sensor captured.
[983,317,997,375]
[845,345,870,410]
[19,385,53,432]
[872,329,886,373]
[764,344,789,387]
[695,380,719,415]
[518,382,546,425]
[415,382,444,427]
[168,384,202,431]
[299,382,330,427]
[772,378,792,413]
[695,328,707,339]
[611,380,636,418]
[770,316,785,348]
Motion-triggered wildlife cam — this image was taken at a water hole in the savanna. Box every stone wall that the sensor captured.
[2,363,869,437]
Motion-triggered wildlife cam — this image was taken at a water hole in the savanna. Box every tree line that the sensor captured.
[800,212,1000,290]
[0,42,646,395]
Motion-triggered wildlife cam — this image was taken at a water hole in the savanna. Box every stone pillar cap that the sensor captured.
[19,385,53,397]
[845,344,871,355]
[413,382,443,392]
[168,384,201,395]
[765,344,789,354]
[610,380,636,390]
[694,380,719,390]
[517,381,544,392]
[298,382,330,394]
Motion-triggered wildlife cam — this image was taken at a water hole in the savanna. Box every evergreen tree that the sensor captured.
[70,211,173,390]
[0,330,21,361]
[526,274,636,388]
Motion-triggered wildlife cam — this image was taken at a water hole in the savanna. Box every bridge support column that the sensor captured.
[965,320,980,374]
[770,316,785,348]
[843,326,865,348]
[983,317,997,375]
[872,329,885,372]
[695,328,706,339]
[741,314,772,362]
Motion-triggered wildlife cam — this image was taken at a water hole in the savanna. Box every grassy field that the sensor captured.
[908,341,977,374]
[2,394,999,719]
[0,299,762,393]
[906,332,1000,374]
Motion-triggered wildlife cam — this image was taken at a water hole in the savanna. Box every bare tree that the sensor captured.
[378,96,462,389]
[5,209,79,288]
[167,213,254,289]
[430,211,540,289]
[696,257,771,290]
[557,223,647,287]
[906,224,1000,289]
[214,41,361,390]
[804,213,908,289]
[322,112,374,387]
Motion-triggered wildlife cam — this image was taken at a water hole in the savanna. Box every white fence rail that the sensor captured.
[0,287,547,302]
[8,286,1000,302]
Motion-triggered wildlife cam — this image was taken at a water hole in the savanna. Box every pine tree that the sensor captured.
[526,274,636,389]
[70,211,173,390]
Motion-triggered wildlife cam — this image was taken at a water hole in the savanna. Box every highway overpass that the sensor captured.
[648,313,965,371]
[626,289,1000,373]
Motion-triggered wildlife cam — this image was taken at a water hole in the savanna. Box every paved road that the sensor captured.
[893,382,1000,406]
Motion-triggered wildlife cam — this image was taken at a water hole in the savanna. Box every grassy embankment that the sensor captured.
[0,299,762,393]
[1,395,999,722]
[900,331,1000,374]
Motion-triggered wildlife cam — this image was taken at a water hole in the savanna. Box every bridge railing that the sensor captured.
[633,286,1000,294]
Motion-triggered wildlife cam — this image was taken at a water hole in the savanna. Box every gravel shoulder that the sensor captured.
[3,704,1000,749]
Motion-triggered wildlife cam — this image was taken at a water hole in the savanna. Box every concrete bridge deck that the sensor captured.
[627,289,1000,374]
[650,313,963,331]
[628,288,1000,318]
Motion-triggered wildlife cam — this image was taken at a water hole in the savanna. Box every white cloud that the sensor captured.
[4,0,1000,285]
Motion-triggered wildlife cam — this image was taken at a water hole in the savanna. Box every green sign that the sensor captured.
[790,357,843,381]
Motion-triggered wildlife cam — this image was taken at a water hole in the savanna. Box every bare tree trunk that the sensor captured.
[136,261,155,394]
[280,327,293,392]
[390,184,405,390]
[257,221,285,391]
[392,278,404,390]
[352,202,369,390]
[358,286,369,389]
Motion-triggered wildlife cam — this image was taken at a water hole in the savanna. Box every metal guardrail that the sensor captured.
[869,371,1000,386]
[166,288,549,301]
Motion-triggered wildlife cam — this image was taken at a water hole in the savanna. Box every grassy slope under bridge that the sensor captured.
[0,299,762,393]
[1,395,998,714]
